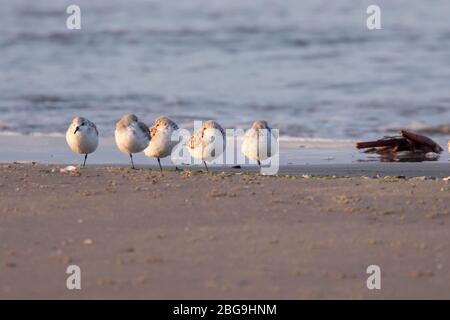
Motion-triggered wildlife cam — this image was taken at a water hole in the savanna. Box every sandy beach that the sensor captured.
[2,0,450,304]
[1,163,450,299]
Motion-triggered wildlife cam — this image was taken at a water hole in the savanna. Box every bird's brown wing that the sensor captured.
[93,123,99,136]
[150,125,157,138]
[188,132,200,149]
[138,122,150,140]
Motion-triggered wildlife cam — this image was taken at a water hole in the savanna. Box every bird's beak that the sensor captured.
[74,126,79,134]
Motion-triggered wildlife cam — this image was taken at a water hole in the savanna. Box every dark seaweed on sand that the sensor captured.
[356,130,443,162]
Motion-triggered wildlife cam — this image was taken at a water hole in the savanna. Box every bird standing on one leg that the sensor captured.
[66,117,99,167]
[187,120,225,172]
[144,116,180,172]
[242,120,274,168]
[115,114,150,169]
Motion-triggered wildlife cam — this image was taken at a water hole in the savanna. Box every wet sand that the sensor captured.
[1,163,450,299]
[1,134,449,167]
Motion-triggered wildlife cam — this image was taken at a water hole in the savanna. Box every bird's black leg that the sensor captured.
[157,158,163,172]
[257,160,261,167]
[130,153,135,169]
[83,154,88,167]
[203,161,209,172]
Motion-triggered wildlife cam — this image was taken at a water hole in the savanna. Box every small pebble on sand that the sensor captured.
[83,239,94,246]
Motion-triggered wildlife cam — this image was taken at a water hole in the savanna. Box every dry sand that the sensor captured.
[1,163,450,299]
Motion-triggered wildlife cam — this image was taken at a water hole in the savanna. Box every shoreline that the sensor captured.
[0,135,450,178]
[1,163,450,299]
[5,162,450,178]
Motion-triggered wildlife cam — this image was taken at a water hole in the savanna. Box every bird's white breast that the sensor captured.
[189,131,225,161]
[144,128,177,158]
[242,130,273,161]
[115,124,149,154]
[66,127,98,154]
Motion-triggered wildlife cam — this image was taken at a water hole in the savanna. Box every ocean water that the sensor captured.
[1,0,450,141]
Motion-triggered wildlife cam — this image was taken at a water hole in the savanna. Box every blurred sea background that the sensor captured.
[1,0,450,142]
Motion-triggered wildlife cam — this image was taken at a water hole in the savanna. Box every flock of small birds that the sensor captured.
[66,114,274,171]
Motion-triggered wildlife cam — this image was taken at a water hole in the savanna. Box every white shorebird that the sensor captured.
[144,116,179,171]
[187,120,225,172]
[242,120,274,167]
[115,114,150,169]
[66,117,99,167]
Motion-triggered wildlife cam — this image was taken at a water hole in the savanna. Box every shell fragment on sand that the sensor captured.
[60,166,78,173]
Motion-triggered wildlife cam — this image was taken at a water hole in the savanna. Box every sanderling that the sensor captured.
[115,114,150,169]
[144,116,179,171]
[66,117,99,167]
[187,120,225,171]
[242,120,274,167]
